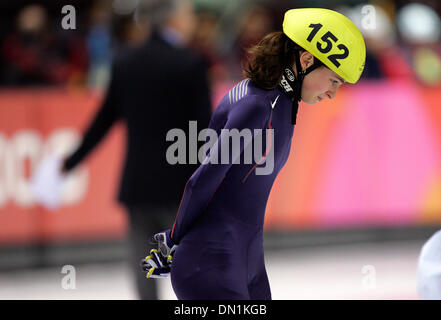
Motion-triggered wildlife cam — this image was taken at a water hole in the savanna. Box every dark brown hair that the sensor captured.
[243,31,305,90]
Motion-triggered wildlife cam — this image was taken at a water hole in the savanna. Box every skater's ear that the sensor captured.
[299,51,315,71]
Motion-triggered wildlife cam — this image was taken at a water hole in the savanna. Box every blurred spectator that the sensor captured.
[86,0,112,88]
[1,4,87,86]
[190,9,229,86]
[61,0,212,300]
[123,19,150,47]
[345,4,413,81]
[397,3,441,86]
[112,13,150,52]
[233,4,275,79]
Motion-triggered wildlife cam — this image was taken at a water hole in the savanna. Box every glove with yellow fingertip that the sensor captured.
[140,229,177,279]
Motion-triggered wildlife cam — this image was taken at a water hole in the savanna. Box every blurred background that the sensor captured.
[1,0,441,299]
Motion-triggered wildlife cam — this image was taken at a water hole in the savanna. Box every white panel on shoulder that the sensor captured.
[228,79,250,104]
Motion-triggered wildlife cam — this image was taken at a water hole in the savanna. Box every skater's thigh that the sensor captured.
[171,241,249,300]
[248,270,271,300]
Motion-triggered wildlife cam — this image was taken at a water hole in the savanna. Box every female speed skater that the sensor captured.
[141,8,366,299]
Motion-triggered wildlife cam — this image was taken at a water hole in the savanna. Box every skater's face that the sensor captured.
[296,51,345,105]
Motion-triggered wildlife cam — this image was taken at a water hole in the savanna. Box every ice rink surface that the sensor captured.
[0,239,424,300]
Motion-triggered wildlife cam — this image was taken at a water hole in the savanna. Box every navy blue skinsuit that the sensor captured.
[170,78,295,299]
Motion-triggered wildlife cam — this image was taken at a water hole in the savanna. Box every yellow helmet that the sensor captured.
[283,8,366,83]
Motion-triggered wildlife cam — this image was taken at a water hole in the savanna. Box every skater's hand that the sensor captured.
[140,229,178,279]
[151,229,178,258]
[140,248,172,278]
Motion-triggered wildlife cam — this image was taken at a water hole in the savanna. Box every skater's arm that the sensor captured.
[170,95,270,243]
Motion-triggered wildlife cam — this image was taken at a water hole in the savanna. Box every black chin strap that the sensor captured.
[278,50,323,124]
